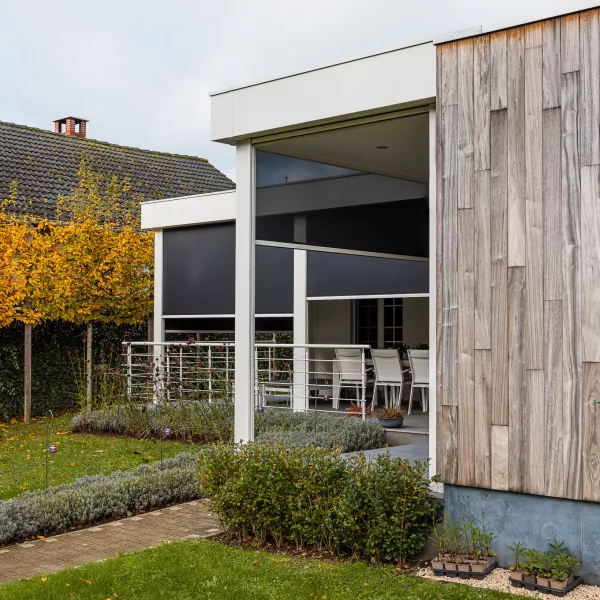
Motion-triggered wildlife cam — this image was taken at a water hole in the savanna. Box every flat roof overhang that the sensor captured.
[210,41,436,144]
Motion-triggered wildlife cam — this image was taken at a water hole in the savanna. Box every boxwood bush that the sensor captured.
[255,410,387,452]
[199,443,436,563]
[0,452,201,546]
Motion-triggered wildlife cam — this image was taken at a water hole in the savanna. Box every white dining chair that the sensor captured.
[333,348,365,409]
[407,349,429,415]
[371,349,410,409]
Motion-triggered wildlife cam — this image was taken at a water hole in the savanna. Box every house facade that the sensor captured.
[142,2,600,583]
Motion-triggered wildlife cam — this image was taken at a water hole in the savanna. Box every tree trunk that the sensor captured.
[24,323,32,424]
[86,322,93,411]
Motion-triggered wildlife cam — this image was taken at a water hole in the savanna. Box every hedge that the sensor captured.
[0,452,200,546]
[0,321,147,421]
[199,443,436,563]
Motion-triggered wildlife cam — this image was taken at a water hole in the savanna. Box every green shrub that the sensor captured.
[0,452,200,546]
[255,410,386,452]
[199,443,436,563]
[72,399,233,444]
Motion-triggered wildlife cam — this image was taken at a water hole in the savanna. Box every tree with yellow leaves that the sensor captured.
[0,160,154,419]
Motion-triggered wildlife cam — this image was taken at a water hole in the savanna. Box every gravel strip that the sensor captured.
[416,567,600,599]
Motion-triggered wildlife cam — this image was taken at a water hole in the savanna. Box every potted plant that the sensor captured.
[506,541,526,582]
[376,406,404,428]
[344,402,370,418]
[429,521,447,571]
[536,551,552,588]
[549,552,579,590]
[521,548,540,586]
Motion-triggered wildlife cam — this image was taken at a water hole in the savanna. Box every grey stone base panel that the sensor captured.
[444,484,600,586]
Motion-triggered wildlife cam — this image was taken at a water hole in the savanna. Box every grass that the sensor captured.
[0,414,204,500]
[0,539,515,600]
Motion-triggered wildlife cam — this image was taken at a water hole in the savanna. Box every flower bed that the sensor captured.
[0,452,201,546]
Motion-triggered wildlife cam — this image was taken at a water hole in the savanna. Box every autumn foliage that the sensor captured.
[0,161,154,328]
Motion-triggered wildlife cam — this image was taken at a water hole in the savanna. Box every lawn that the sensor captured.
[0,539,514,600]
[0,414,204,500]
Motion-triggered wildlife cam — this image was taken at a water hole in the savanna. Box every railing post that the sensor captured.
[179,346,183,397]
[208,345,213,403]
[126,342,132,402]
[361,349,366,420]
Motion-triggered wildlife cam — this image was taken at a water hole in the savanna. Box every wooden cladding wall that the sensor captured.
[437,9,600,502]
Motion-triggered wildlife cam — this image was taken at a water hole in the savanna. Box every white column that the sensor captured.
[293,249,309,411]
[234,141,256,443]
[153,230,165,403]
[428,106,441,493]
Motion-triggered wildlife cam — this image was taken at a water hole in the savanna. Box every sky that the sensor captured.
[0,0,581,182]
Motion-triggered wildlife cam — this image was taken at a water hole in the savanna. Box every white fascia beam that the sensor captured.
[141,190,236,230]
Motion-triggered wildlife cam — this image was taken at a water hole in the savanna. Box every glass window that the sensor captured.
[355,298,403,348]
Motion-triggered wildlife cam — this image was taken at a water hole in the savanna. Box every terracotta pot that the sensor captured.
[510,572,524,582]
[536,576,550,587]
[457,563,471,573]
[445,562,457,571]
[550,579,569,590]
[471,563,485,573]
[484,558,496,570]
[523,574,536,585]
[431,560,444,570]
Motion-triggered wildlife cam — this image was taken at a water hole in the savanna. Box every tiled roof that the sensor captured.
[0,120,234,220]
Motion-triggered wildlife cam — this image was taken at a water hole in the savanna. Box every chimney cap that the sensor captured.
[53,116,89,124]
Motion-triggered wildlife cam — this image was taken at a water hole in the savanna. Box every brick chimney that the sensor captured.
[53,116,88,138]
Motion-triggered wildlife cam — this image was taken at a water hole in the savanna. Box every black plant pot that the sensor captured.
[377,416,404,428]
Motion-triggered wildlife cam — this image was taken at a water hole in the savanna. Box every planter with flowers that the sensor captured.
[376,406,405,428]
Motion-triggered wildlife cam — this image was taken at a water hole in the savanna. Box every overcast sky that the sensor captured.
[0,0,579,181]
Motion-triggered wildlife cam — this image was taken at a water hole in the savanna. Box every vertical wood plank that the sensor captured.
[545,300,564,498]
[525,22,543,48]
[491,425,509,491]
[474,170,491,349]
[580,10,600,166]
[474,349,492,488]
[543,19,561,109]
[544,108,563,301]
[490,31,508,111]
[508,266,526,492]
[441,44,458,106]
[525,46,544,369]
[561,13,580,73]
[474,36,491,171]
[458,208,475,486]
[436,50,445,479]
[527,370,545,495]
[458,40,474,209]
[491,109,509,425]
[507,27,526,268]
[442,104,458,407]
[583,362,600,502]
[562,71,583,500]
[442,405,459,484]
[581,165,600,362]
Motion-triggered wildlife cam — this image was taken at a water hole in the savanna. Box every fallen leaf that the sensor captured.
[83,579,92,585]
[95,450,104,453]
[41,577,47,582]
[36,535,45,539]
[69,462,76,467]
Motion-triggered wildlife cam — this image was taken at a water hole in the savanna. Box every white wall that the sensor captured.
[402,297,429,348]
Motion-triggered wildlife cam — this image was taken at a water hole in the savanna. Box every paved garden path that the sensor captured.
[0,499,222,583]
